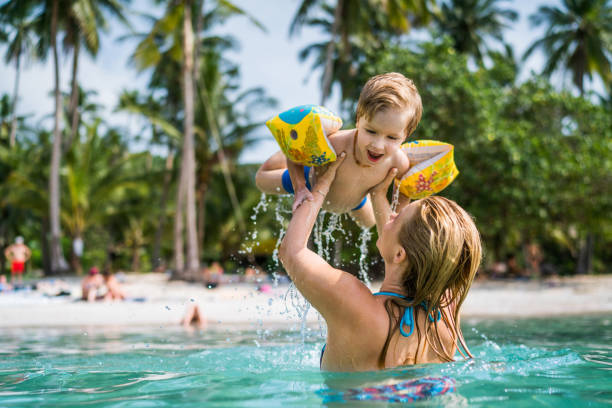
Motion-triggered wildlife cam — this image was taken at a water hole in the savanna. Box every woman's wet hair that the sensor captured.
[379,196,482,367]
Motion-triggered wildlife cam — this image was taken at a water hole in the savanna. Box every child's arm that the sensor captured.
[255,151,289,194]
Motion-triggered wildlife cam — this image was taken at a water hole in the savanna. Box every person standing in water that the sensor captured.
[279,154,482,371]
[4,237,31,285]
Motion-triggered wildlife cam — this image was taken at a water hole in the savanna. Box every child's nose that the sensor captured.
[371,138,384,151]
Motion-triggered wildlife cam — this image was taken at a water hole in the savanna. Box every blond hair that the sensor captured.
[379,196,482,367]
[356,72,423,138]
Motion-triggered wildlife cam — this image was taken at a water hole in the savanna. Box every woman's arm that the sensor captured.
[278,153,376,324]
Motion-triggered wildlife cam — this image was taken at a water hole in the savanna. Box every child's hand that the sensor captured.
[312,152,346,197]
[369,167,398,197]
[293,187,314,212]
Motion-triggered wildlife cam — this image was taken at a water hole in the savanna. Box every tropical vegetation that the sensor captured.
[0,0,610,279]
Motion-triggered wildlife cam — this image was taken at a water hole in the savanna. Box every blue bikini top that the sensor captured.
[374,291,442,337]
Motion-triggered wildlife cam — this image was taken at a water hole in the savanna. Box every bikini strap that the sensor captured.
[373,292,441,337]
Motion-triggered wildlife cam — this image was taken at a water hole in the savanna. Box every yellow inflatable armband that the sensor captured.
[266,104,342,166]
[396,140,459,199]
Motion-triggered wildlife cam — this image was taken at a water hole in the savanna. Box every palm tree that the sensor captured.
[126,0,264,279]
[433,0,518,64]
[525,0,611,275]
[44,0,71,274]
[296,4,378,114]
[290,0,434,105]
[1,0,74,273]
[62,0,130,150]
[123,3,195,277]
[62,119,146,273]
[193,30,276,252]
[524,0,612,95]
[0,4,37,148]
[116,89,180,271]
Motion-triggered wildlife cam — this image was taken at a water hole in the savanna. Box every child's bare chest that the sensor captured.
[315,157,389,212]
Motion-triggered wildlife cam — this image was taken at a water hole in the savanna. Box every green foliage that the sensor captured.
[1,1,610,278]
[433,0,518,64]
[524,0,612,94]
[346,38,612,273]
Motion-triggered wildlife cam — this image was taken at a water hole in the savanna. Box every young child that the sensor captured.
[255,73,422,228]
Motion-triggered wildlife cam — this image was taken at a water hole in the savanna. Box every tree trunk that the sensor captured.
[70,234,83,275]
[192,0,246,236]
[320,0,343,105]
[49,0,69,274]
[41,217,52,275]
[197,181,208,257]
[131,244,141,272]
[183,0,200,279]
[66,38,80,152]
[152,150,174,271]
[195,85,246,234]
[173,152,186,277]
[575,233,594,274]
[0,220,6,274]
[9,51,21,148]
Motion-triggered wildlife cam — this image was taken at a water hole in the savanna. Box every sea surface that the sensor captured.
[0,315,610,407]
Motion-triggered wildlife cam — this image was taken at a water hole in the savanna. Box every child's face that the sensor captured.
[355,107,409,166]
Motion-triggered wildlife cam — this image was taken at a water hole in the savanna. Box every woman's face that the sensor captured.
[376,200,421,262]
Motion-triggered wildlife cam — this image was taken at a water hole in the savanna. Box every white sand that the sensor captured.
[0,273,610,327]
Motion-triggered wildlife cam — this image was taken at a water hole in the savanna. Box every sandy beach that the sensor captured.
[0,273,611,328]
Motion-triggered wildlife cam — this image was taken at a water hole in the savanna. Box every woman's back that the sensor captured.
[321,293,458,371]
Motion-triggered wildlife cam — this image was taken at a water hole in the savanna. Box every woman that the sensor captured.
[279,153,482,371]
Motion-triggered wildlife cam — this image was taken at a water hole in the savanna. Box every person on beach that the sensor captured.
[0,275,13,292]
[81,267,104,302]
[181,303,206,329]
[102,269,126,301]
[256,73,421,227]
[278,154,482,371]
[202,261,224,289]
[4,236,31,285]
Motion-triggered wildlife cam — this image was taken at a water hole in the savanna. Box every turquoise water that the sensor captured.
[1,315,611,407]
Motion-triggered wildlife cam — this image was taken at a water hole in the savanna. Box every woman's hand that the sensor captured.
[312,152,346,198]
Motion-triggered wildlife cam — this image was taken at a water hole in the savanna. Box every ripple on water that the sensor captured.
[0,316,610,407]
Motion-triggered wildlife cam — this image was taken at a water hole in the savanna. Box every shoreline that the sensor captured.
[0,273,610,328]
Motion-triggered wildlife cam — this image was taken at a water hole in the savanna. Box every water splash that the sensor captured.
[391,182,401,213]
[243,194,269,256]
[358,227,372,285]
[312,211,325,257]
[251,193,269,222]
[284,282,311,343]
[271,198,290,270]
